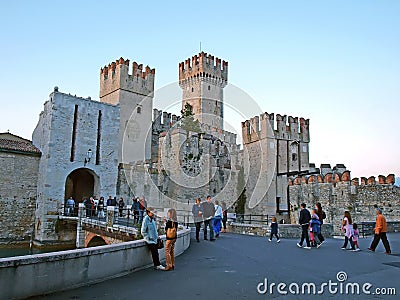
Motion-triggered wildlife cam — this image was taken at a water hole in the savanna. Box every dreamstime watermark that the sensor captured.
[257,271,396,296]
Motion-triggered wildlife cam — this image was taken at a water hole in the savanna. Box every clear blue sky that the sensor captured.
[0,0,399,179]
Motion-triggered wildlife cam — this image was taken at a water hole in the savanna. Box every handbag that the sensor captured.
[157,238,164,249]
[166,222,177,239]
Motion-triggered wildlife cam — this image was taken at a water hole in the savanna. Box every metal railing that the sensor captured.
[233,214,272,225]
[60,206,190,228]
[359,221,400,238]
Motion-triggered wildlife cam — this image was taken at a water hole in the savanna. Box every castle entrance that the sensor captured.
[65,168,99,203]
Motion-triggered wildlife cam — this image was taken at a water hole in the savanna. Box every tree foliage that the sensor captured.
[180,103,202,133]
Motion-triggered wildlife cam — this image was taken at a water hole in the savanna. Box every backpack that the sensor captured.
[166,222,177,239]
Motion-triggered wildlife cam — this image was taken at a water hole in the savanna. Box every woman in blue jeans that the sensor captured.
[141,207,165,270]
[213,200,223,238]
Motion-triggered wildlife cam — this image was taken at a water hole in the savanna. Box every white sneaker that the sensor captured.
[156,265,165,270]
[341,247,346,250]
[303,246,311,249]
[268,239,272,242]
[297,243,302,248]
[277,240,281,243]
[352,248,361,252]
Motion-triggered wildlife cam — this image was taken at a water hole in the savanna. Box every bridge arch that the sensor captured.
[64,168,100,203]
[86,235,108,247]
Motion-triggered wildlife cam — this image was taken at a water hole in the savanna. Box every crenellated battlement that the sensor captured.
[178,51,228,84]
[241,112,310,144]
[152,109,180,133]
[288,172,396,186]
[100,57,155,80]
[100,57,155,104]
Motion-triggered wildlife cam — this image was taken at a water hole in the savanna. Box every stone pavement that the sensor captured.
[33,232,400,300]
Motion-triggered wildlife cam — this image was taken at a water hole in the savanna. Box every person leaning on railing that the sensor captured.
[141,207,165,270]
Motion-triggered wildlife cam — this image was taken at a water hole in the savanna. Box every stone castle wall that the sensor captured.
[289,174,399,235]
[0,152,40,244]
[32,90,120,245]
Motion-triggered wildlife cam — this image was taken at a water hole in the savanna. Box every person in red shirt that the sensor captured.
[368,208,391,254]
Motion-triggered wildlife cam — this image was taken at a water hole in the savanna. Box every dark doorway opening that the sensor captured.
[87,236,107,247]
[65,168,98,203]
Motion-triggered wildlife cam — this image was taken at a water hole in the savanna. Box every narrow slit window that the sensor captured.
[70,105,78,162]
[96,110,102,165]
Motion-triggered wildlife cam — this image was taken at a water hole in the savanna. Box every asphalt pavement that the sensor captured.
[32,232,400,300]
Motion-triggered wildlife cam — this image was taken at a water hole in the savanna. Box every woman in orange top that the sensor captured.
[368,208,391,254]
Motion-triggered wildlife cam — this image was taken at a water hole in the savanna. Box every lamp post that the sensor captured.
[84,149,93,167]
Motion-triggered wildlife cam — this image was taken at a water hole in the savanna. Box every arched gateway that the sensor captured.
[64,168,100,203]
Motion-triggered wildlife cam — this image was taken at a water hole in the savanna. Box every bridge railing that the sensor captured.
[359,221,400,238]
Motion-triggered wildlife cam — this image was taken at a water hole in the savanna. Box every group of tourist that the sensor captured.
[289,202,391,254]
[64,195,149,224]
[192,195,228,243]
[267,202,392,254]
[141,194,229,271]
[295,202,327,249]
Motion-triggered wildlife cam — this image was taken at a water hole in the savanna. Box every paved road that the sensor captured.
[34,233,400,300]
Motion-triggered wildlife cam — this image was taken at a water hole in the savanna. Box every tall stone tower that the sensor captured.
[179,52,228,130]
[241,113,310,219]
[100,57,155,163]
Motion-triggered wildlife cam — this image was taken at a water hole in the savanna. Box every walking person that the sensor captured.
[309,209,322,248]
[138,196,147,223]
[97,196,105,218]
[341,211,356,251]
[202,195,216,241]
[213,200,223,238]
[141,207,165,270]
[165,208,178,271]
[315,202,326,244]
[131,197,140,224]
[368,208,391,254]
[83,197,91,217]
[297,203,311,249]
[221,201,228,233]
[192,198,204,242]
[89,197,95,217]
[65,197,75,216]
[352,223,361,251]
[269,217,280,243]
[118,197,125,217]
[106,196,113,207]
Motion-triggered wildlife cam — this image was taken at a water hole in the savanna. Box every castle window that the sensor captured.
[292,153,298,161]
[70,105,78,162]
[191,87,194,92]
[95,110,102,165]
[137,107,142,114]
[208,85,210,91]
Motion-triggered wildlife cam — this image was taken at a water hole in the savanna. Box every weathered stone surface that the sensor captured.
[289,179,400,235]
[0,151,40,244]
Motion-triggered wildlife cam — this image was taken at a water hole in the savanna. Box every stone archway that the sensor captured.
[86,235,107,247]
[65,168,100,203]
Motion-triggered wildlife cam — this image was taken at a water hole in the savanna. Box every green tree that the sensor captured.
[180,103,202,133]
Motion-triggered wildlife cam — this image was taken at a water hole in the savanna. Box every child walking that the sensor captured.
[269,217,280,243]
[352,223,361,251]
[310,209,322,248]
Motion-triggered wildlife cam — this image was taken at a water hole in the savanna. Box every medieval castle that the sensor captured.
[0,52,398,247]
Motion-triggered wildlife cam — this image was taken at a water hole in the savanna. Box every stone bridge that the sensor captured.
[60,204,139,248]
